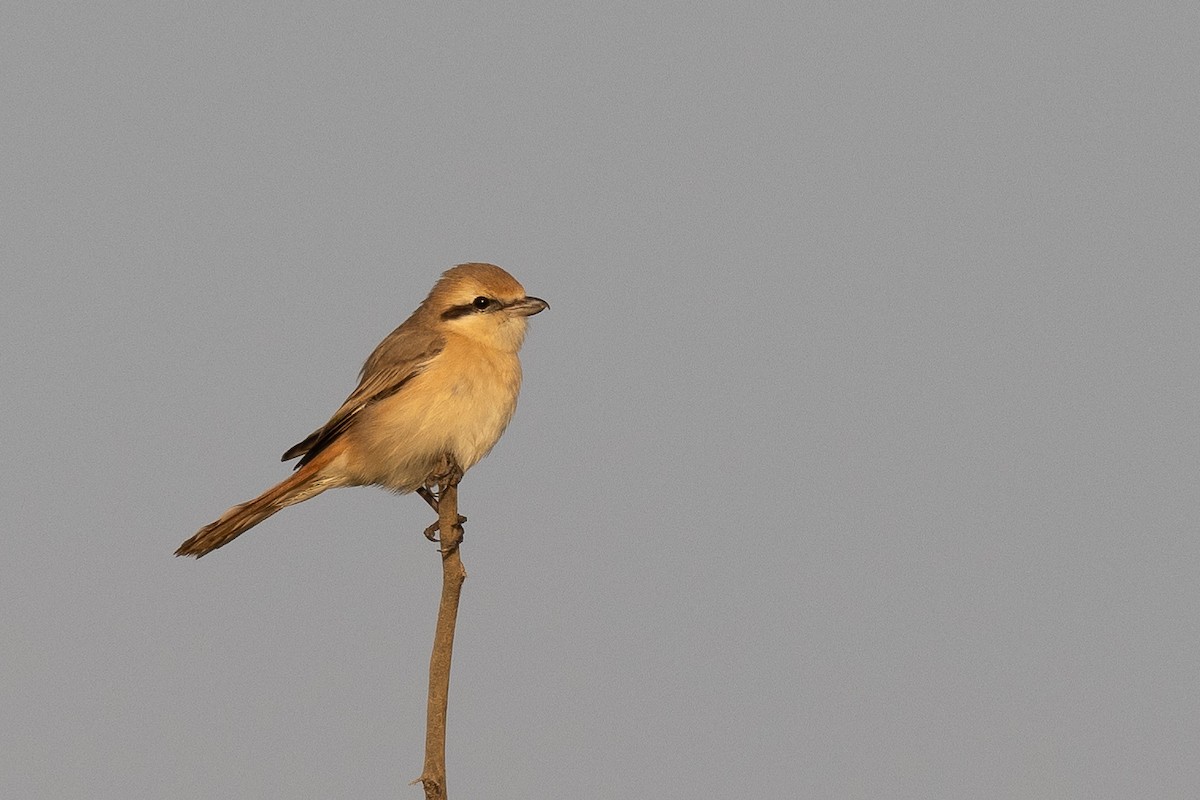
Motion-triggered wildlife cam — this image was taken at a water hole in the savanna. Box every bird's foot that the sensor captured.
[423,514,467,542]
[420,453,465,545]
[418,457,465,512]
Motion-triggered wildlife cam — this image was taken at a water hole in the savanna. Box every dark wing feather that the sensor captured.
[283,320,444,469]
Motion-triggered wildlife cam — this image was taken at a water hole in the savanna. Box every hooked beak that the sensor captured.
[508,296,548,316]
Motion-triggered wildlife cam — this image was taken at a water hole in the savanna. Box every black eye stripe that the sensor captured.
[441,297,498,320]
[441,304,476,320]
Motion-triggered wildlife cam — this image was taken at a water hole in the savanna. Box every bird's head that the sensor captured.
[427,263,548,352]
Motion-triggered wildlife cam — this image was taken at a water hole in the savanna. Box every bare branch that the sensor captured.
[414,456,467,799]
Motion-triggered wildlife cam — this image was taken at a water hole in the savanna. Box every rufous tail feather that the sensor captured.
[175,461,333,558]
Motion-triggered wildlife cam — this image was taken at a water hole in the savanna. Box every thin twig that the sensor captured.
[414,460,466,800]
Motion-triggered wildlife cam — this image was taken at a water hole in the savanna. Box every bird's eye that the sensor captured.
[472,296,491,310]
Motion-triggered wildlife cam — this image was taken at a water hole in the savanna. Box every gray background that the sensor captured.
[3,3,1198,798]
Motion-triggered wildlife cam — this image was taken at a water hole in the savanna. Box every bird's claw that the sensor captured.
[420,453,465,545]
[424,515,467,542]
[435,522,466,554]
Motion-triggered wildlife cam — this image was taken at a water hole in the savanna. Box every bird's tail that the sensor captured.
[175,460,336,558]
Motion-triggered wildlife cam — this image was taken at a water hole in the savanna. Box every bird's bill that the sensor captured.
[507,296,549,316]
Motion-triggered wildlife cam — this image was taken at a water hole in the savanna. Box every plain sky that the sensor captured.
[3,3,1199,799]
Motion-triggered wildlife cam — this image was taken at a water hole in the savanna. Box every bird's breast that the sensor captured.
[344,340,523,491]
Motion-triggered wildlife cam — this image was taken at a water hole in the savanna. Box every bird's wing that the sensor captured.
[283,323,445,469]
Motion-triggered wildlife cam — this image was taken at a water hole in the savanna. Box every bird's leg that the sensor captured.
[420,455,467,542]
[417,486,440,512]
[418,486,444,541]
[432,453,464,490]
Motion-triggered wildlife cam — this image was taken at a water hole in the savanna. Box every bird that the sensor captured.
[175,263,547,558]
